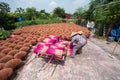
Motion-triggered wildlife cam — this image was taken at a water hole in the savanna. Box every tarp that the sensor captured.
[17,16,25,22]
[110,26,120,41]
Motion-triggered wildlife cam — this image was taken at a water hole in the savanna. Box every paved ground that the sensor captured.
[89,37,120,60]
[16,38,120,80]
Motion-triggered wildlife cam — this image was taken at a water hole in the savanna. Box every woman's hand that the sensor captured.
[70,42,77,48]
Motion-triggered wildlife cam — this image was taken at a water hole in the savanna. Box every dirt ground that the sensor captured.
[16,37,120,80]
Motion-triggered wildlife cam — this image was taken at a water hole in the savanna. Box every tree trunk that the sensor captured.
[103,24,108,37]
[98,23,104,36]
[106,23,114,38]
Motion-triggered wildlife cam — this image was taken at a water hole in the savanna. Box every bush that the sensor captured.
[29,20,38,25]
[66,19,77,23]
[0,30,11,40]
[14,21,30,28]
[14,18,62,28]
[0,11,16,30]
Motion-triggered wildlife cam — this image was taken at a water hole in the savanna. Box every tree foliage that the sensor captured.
[25,7,37,20]
[0,2,16,30]
[87,0,120,23]
[73,7,87,19]
[15,7,24,13]
[53,7,65,18]
[36,9,51,19]
[0,2,10,12]
[84,0,120,36]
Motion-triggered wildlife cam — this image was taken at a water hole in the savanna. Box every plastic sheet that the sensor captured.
[110,26,120,41]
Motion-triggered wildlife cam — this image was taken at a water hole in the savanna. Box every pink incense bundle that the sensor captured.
[67,48,73,56]
[43,38,56,44]
[67,42,73,56]
[50,43,66,50]
[46,48,64,57]
[33,43,50,54]
[48,35,59,38]
[48,35,59,41]
[39,46,49,55]
[33,45,43,54]
[58,40,69,46]
[38,42,52,46]
[9,34,15,38]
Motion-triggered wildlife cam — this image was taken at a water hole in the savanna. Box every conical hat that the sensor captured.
[71,31,84,37]
[71,32,78,37]
[77,31,84,35]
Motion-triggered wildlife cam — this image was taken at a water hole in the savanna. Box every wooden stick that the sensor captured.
[42,55,54,70]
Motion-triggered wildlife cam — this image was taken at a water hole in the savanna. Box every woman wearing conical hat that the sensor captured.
[70,30,87,58]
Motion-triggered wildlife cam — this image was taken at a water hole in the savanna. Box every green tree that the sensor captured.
[0,2,15,30]
[103,0,120,36]
[39,9,50,19]
[14,7,25,18]
[73,7,87,19]
[0,2,10,12]
[15,7,24,13]
[25,7,37,20]
[53,7,65,18]
[40,9,46,13]
[85,0,120,36]
[35,9,51,19]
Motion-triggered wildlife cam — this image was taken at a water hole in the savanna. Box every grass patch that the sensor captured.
[66,19,77,23]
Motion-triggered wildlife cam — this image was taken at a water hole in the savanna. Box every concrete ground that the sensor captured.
[89,37,120,60]
[16,38,120,80]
